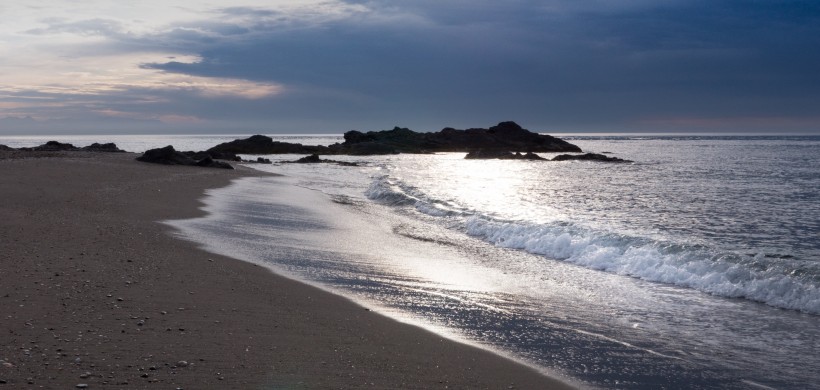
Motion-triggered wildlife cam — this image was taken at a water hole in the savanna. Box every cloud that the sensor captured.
[25,18,126,37]
[2,1,820,134]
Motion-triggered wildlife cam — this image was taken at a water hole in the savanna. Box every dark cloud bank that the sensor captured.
[5,1,820,134]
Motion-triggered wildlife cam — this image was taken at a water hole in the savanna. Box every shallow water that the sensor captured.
[165,135,820,389]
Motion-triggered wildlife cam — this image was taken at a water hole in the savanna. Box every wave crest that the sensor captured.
[365,175,464,217]
[465,217,820,314]
[365,174,820,314]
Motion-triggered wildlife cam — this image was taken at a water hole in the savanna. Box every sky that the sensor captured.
[1,1,819,135]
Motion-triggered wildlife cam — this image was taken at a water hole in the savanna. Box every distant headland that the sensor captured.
[1,121,632,167]
[204,121,582,159]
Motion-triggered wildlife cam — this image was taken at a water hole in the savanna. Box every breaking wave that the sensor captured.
[366,175,820,314]
[365,175,466,217]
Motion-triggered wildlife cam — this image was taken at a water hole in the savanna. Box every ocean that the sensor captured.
[4,134,819,389]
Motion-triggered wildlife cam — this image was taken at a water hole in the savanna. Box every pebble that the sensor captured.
[177,360,188,367]
[79,372,91,378]
[76,384,89,389]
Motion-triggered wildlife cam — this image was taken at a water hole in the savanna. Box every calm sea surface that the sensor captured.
[5,134,819,389]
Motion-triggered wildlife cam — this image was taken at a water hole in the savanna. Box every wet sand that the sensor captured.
[0,151,574,389]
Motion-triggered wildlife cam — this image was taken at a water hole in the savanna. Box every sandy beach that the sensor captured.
[0,151,573,389]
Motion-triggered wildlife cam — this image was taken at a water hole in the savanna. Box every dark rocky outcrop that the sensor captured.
[193,156,234,169]
[137,146,194,165]
[552,153,632,163]
[285,154,359,166]
[15,141,125,153]
[29,141,80,152]
[180,151,212,161]
[256,157,272,164]
[83,143,118,152]
[205,135,330,160]
[335,121,581,155]
[81,143,125,152]
[465,150,631,163]
[295,154,322,163]
[465,150,547,160]
[203,121,582,156]
[136,146,233,169]
[0,144,14,151]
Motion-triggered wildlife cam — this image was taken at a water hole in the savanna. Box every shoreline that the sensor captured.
[0,151,574,389]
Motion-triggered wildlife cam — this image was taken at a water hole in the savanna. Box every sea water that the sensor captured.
[5,134,819,388]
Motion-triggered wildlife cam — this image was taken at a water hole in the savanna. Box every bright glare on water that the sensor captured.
[166,135,820,389]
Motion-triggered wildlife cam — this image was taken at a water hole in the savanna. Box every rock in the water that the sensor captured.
[256,157,272,164]
[465,150,547,160]
[136,146,233,169]
[201,121,582,156]
[335,121,582,155]
[286,154,358,166]
[81,142,125,152]
[520,152,547,160]
[465,150,515,159]
[552,153,632,163]
[295,154,322,163]
[30,141,80,152]
[206,135,329,159]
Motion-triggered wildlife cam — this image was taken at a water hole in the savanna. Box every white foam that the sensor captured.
[464,217,820,314]
[365,173,820,315]
[366,175,466,217]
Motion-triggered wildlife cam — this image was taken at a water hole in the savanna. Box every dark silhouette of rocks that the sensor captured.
[0,144,13,151]
[465,150,548,160]
[136,146,233,169]
[256,157,272,164]
[284,154,359,166]
[295,154,322,163]
[205,135,329,160]
[81,143,125,152]
[203,122,582,156]
[552,153,632,163]
[193,156,234,169]
[137,146,193,165]
[465,150,632,162]
[336,121,582,155]
[12,141,125,153]
[30,141,80,152]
